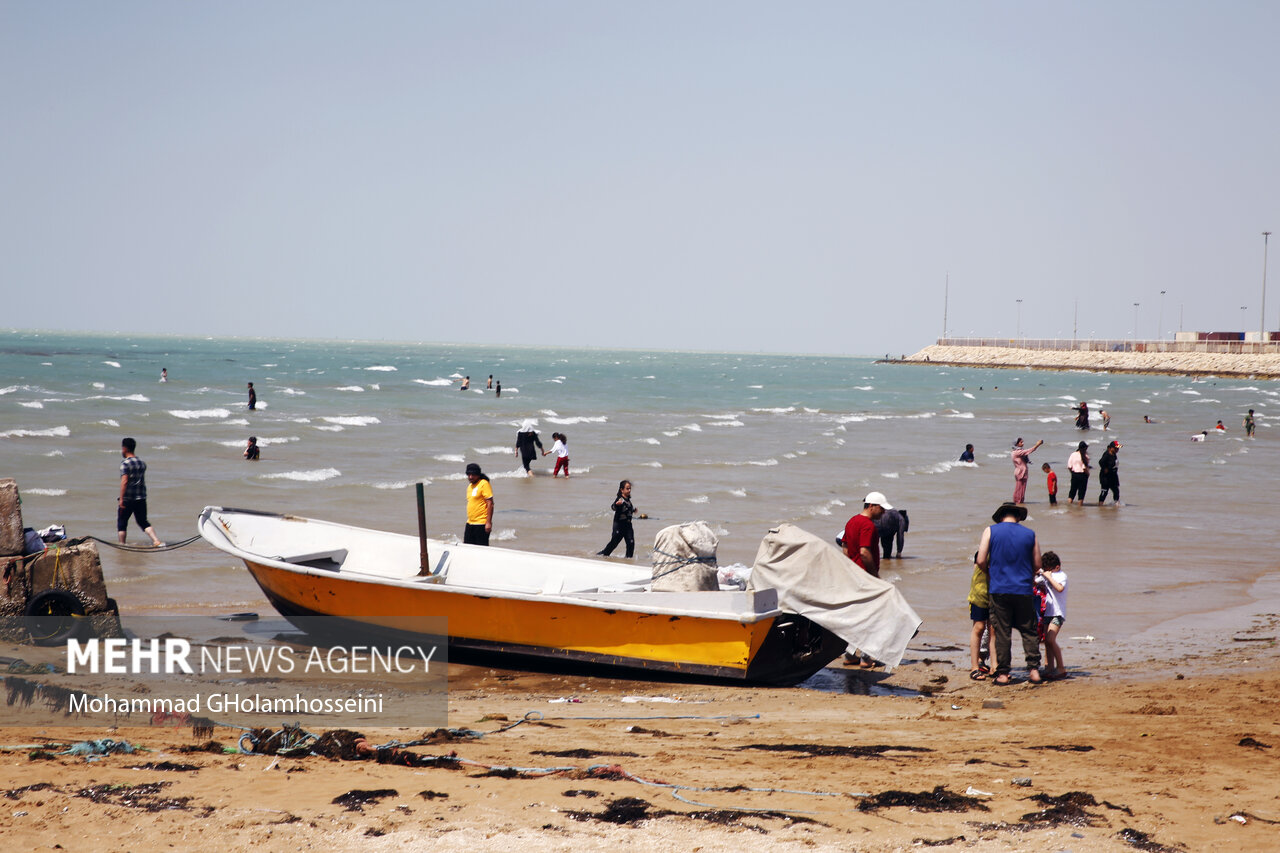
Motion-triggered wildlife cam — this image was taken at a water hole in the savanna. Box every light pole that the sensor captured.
[1158,290,1166,340]
[1132,302,1139,340]
[1263,232,1272,340]
[1241,306,1248,331]
[1016,298,1023,338]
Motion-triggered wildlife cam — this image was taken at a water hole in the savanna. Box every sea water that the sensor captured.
[3,330,1276,666]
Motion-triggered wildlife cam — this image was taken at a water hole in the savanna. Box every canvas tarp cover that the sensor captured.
[748,523,922,670]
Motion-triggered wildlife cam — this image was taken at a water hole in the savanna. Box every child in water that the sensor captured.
[1042,462,1057,506]
[1037,551,1068,680]
[545,432,570,478]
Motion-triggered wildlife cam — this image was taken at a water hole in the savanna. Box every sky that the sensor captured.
[3,2,1278,356]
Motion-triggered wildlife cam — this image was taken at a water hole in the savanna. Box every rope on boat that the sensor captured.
[648,547,718,582]
[83,534,203,553]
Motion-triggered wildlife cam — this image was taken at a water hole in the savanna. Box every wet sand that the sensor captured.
[3,621,1278,853]
[905,344,1280,378]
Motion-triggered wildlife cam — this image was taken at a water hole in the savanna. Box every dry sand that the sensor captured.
[3,619,1278,853]
[905,344,1280,378]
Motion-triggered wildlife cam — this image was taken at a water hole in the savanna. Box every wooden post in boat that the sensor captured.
[416,482,431,576]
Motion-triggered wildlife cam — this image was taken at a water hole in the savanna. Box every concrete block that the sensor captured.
[0,479,23,556]
[26,542,110,611]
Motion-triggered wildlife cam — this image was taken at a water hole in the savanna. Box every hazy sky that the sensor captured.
[3,2,1278,356]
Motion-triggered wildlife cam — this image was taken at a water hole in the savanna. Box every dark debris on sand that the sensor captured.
[332,788,398,813]
[857,785,989,813]
[746,742,932,758]
[76,781,211,814]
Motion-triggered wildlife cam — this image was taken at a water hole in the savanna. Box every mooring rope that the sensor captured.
[82,534,202,553]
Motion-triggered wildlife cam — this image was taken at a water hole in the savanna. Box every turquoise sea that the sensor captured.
[3,330,1277,672]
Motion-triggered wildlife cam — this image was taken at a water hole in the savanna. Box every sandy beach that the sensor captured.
[3,622,1278,853]
[905,344,1280,379]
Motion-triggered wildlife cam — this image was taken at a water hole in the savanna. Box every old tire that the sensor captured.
[24,589,86,646]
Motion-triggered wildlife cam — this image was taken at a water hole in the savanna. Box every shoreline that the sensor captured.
[901,344,1280,378]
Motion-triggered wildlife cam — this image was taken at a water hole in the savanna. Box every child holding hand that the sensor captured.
[1037,551,1069,681]
[968,553,990,680]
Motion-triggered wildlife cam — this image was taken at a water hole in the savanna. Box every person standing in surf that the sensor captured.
[1011,437,1043,504]
[463,463,493,546]
[515,419,544,476]
[117,437,164,548]
[599,480,638,558]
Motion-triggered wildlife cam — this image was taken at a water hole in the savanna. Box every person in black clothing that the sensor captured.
[515,419,544,476]
[1097,440,1121,505]
[598,480,638,558]
[959,444,975,462]
[243,435,260,461]
[247,382,256,411]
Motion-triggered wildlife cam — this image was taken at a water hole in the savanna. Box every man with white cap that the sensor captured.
[842,491,892,668]
[843,491,891,580]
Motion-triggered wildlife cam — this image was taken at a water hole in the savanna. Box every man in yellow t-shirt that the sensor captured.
[464,463,494,546]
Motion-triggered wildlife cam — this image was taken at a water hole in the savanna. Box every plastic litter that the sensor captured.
[964,786,993,797]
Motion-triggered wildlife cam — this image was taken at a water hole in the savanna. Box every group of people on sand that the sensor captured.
[967,502,1068,686]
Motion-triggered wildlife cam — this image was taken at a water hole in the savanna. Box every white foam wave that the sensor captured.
[24,488,66,496]
[679,423,702,432]
[373,480,419,490]
[947,412,976,419]
[364,365,397,372]
[641,437,661,445]
[1181,390,1201,396]
[92,382,105,389]
[434,454,465,463]
[1036,416,1062,423]
[321,416,380,427]
[729,488,747,497]
[45,450,64,457]
[473,446,512,455]
[83,394,149,403]
[169,408,231,419]
[277,388,305,396]
[752,407,795,414]
[261,468,341,482]
[662,431,680,437]
[687,495,709,504]
[334,385,365,392]
[314,425,344,432]
[707,420,744,427]
[881,472,900,479]
[217,436,299,447]
[545,416,607,425]
[414,378,455,386]
[963,392,976,399]
[853,385,873,391]
[642,461,663,467]
[103,361,121,368]
[493,529,517,541]
[98,419,120,427]
[1,426,70,438]
[226,418,250,426]
[20,401,43,409]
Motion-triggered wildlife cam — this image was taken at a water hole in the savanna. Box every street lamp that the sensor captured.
[1016,298,1023,338]
[1158,290,1166,340]
[1263,232,1272,340]
[1241,306,1248,331]
[1132,302,1140,340]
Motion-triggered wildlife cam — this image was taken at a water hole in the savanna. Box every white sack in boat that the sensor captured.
[651,521,719,591]
[747,523,922,670]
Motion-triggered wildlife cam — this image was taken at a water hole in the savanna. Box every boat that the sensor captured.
[196,506,854,685]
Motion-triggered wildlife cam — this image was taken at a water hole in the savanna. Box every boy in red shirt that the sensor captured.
[1042,462,1058,506]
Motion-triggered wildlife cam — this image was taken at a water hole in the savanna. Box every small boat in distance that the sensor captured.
[196,506,852,685]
